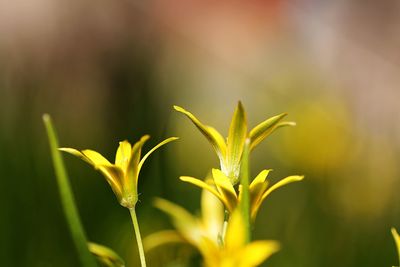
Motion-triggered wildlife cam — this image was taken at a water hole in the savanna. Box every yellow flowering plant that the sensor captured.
[59,136,178,209]
[43,101,304,267]
[180,168,303,220]
[174,102,294,184]
[147,195,279,267]
[60,136,178,267]
[141,102,302,266]
[175,102,303,246]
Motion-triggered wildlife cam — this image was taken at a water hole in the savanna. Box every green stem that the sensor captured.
[239,138,251,243]
[43,114,97,267]
[129,208,147,267]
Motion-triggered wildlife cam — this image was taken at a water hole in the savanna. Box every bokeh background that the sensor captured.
[1,0,400,266]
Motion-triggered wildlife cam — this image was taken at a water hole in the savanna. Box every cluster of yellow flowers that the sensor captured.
[54,102,400,267]
[60,102,302,267]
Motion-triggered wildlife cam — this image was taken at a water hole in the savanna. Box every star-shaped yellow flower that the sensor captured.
[146,183,224,252]
[174,102,294,184]
[60,135,178,208]
[146,189,279,267]
[180,168,303,220]
[203,210,280,267]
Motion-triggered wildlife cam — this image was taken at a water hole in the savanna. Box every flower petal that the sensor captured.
[248,170,271,219]
[201,177,224,241]
[143,230,186,252]
[154,198,201,244]
[225,210,245,250]
[127,135,150,187]
[138,137,179,174]
[277,121,296,128]
[81,149,112,166]
[59,147,92,164]
[174,105,227,160]
[97,165,124,200]
[179,176,229,209]
[212,169,238,212]
[226,102,248,183]
[88,242,125,267]
[261,175,304,200]
[114,140,132,171]
[249,169,271,189]
[59,148,125,204]
[249,113,287,150]
[240,240,280,266]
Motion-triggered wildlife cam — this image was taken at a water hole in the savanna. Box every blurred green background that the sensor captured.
[1,0,400,266]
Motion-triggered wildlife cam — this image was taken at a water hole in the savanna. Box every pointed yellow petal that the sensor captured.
[60,148,125,204]
[81,149,112,166]
[59,147,92,165]
[88,242,125,267]
[249,113,287,150]
[392,227,400,266]
[115,140,132,171]
[262,175,304,200]
[59,147,84,157]
[201,177,224,240]
[225,210,245,250]
[212,169,238,212]
[179,176,229,209]
[143,230,186,252]
[248,170,271,219]
[198,237,220,266]
[240,240,280,266]
[226,102,248,182]
[127,135,150,187]
[249,185,268,220]
[277,121,296,127]
[154,198,201,244]
[174,105,227,160]
[96,165,124,200]
[138,137,179,174]
[249,169,271,189]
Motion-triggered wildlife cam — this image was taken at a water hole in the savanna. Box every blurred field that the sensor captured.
[1,1,400,266]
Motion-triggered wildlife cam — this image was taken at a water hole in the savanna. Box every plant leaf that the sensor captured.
[392,227,400,266]
[43,114,98,267]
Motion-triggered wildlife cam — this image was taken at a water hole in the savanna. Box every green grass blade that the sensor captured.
[43,114,97,267]
[239,138,251,243]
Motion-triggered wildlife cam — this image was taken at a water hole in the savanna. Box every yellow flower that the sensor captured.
[145,177,224,251]
[174,102,294,184]
[146,188,279,267]
[60,135,178,208]
[392,227,400,267]
[180,168,303,220]
[203,210,280,267]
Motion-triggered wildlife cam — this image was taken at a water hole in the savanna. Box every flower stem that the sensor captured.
[239,138,251,243]
[129,208,147,267]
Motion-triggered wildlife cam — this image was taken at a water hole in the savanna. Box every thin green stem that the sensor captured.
[43,114,97,267]
[129,208,147,267]
[239,138,251,243]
